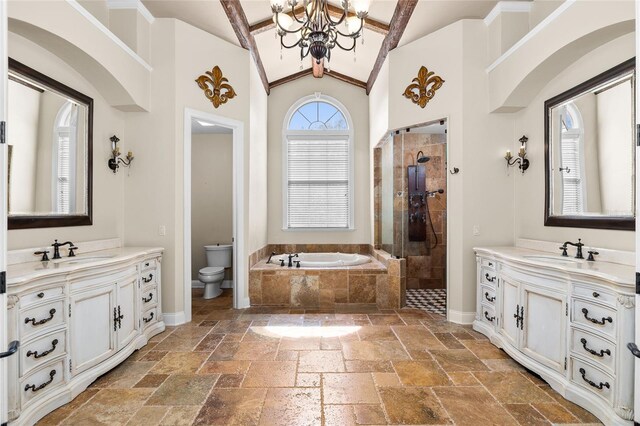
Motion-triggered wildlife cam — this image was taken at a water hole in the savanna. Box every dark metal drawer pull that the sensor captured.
[37,292,45,298]
[25,370,56,392]
[113,308,118,331]
[484,311,495,322]
[27,339,59,359]
[25,309,56,326]
[142,273,154,283]
[145,262,150,267]
[581,308,612,325]
[627,342,640,358]
[142,293,154,303]
[485,273,496,282]
[514,304,520,329]
[579,368,610,390]
[143,312,155,323]
[592,292,600,298]
[484,292,496,302]
[580,338,610,357]
[488,262,493,267]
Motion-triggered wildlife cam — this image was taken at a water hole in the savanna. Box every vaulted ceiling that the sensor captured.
[142,0,505,93]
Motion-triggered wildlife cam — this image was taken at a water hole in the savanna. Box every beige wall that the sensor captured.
[267,75,370,244]
[513,32,635,251]
[190,133,233,280]
[7,31,126,250]
[383,20,516,319]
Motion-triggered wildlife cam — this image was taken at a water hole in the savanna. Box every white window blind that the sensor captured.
[56,131,71,213]
[287,138,350,228]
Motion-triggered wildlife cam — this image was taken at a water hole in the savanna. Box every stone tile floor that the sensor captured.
[38,289,603,425]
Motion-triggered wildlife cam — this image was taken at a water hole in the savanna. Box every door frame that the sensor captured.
[0,0,9,423]
[183,108,247,322]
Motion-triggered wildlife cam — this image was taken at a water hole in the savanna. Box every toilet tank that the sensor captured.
[205,244,233,268]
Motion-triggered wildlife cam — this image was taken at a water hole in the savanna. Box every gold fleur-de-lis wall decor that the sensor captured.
[195,66,237,109]
[403,66,444,108]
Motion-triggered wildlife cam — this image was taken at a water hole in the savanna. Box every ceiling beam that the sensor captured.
[269,67,367,91]
[249,4,390,36]
[220,0,270,94]
[366,0,418,95]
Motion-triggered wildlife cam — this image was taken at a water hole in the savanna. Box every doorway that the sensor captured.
[183,108,246,323]
[375,119,449,318]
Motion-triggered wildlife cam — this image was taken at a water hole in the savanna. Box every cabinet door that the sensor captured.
[116,277,139,350]
[70,286,116,375]
[499,277,520,348]
[521,284,566,373]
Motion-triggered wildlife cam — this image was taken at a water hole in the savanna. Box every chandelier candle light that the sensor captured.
[270,0,370,64]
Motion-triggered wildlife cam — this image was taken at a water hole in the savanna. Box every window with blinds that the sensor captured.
[53,102,77,214]
[559,105,584,215]
[284,98,353,229]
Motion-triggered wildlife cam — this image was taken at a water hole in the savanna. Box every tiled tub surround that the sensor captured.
[474,245,634,425]
[249,257,388,309]
[248,244,406,309]
[6,245,165,425]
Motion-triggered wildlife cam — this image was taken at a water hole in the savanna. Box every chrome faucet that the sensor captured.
[560,239,584,259]
[51,240,78,260]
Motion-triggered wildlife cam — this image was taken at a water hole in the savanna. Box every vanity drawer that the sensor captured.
[142,306,158,329]
[141,258,157,272]
[21,286,64,308]
[570,328,615,374]
[21,359,66,406]
[20,300,66,339]
[481,304,497,327]
[480,258,496,270]
[481,285,496,306]
[140,270,157,287]
[21,330,67,377]
[480,268,498,286]
[570,357,614,404]
[573,284,616,308]
[141,286,158,307]
[571,299,616,339]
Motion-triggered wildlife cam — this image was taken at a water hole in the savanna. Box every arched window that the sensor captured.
[283,94,354,229]
[53,101,78,213]
[558,102,585,214]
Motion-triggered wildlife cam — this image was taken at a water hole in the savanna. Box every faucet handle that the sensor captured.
[294,260,301,268]
[34,250,50,262]
[587,251,599,262]
[68,246,78,257]
[559,246,568,257]
[280,259,285,267]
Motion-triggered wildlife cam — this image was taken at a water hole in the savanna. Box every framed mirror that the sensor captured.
[7,58,93,230]
[544,58,635,231]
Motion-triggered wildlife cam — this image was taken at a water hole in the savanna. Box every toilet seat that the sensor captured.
[199,266,224,276]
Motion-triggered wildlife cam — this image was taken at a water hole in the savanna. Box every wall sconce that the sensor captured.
[504,135,530,173]
[108,135,134,174]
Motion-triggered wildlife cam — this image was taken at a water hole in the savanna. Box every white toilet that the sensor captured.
[198,244,232,299]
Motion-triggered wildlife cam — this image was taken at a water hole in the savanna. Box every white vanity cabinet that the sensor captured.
[474,247,635,426]
[6,248,164,425]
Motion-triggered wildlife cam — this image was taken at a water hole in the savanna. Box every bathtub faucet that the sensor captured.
[288,253,299,268]
[266,252,277,264]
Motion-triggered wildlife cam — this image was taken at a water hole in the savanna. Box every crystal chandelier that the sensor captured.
[270,0,370,64]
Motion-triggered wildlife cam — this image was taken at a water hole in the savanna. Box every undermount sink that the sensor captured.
[55,255,115,264]
[523,255,582,265]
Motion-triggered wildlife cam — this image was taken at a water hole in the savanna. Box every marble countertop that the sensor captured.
[474,246,634,287]
[7,247,163,286]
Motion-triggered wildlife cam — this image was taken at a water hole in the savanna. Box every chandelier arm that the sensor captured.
[280,36,305,49]
[334,36,356,52]
[289,7,307,25]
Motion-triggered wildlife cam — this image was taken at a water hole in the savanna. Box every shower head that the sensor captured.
[416,151,430,164]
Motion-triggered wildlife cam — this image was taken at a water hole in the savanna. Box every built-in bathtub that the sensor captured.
[273,252,371,268]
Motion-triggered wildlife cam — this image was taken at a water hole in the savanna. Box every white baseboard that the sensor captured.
[163,311,187,326]
[191,280,204,289]
[448,310,476,325]
[236,297,251,309]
